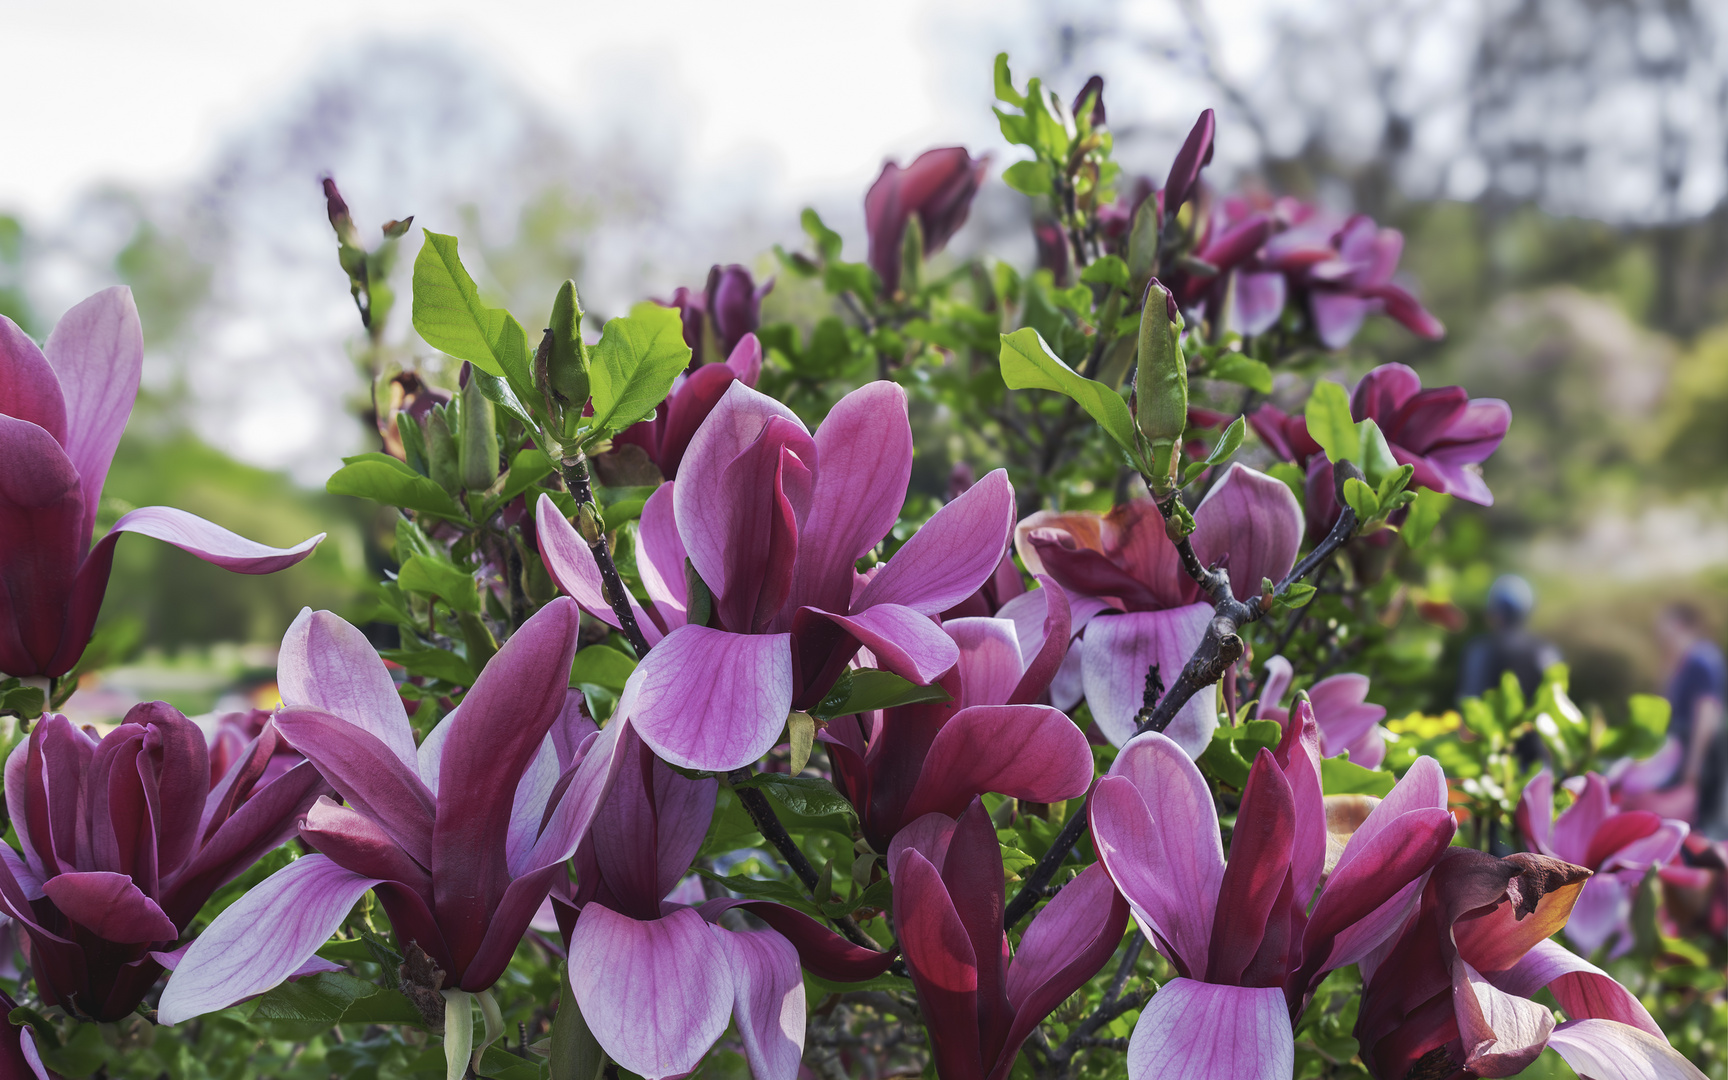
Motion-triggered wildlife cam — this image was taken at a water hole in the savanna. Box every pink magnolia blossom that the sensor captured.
[1014,464,1303,754]
[826,579,1091,853]
[157,600,626,1023]
[1516,770,1688,958]
[866,147,988,296]
[0,704,327,1020]
[538,380,1016,773]
[1256,655,1390,768]
[0,289,324,678]
[890,798,1130,1080]
[557,725,893,1080]
[1356,847,1702,1079]
[1089,703,1458,1077]
[610,333,763,480]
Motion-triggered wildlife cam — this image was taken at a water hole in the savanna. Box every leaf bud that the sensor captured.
[546,280,591,406]
[427,404,461,496]
[458,364,499,491]
[1134,277,1187,495]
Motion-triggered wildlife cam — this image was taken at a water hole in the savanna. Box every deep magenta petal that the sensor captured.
[902,705,1092,823]
[42,871,176,943]
[1191,463,1303,603]
[857,469,1014,615]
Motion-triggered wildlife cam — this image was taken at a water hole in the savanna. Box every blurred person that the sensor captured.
[1645,602,1727,837]
[1458,574,1563,700]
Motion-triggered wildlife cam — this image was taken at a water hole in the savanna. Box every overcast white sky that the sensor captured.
[1,0,1048,219]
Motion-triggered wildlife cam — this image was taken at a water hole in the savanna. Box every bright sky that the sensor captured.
[0,0,1033,220]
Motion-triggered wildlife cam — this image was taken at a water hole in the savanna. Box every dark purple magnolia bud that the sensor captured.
[704,264,773,358]
[865,146,989,296]
[1033,219,1073,286]
[1072,75,1106,128]
[322,177,356,243]
[663,284,706,362]
[1163,109,1216,212]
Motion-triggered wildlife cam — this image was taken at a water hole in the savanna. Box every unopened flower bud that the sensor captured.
[575,502,606,545]
[459,365,499,491]
[1134,277,1187,495]
[427,404,461,496]
[546,280,590,405]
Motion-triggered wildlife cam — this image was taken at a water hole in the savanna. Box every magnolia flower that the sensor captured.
[0,704,327,1020]
[1515,770,1688,958]
[610,334,763,480]
[1015,464,1303,754]
[890,799,1130,1080]
[1089,703,1458,1077]
[207,707,303,795]
[157,599,626,1023]
[0,289,324,679]
[826,580,1089,853]
[866,147,989,296]
[560,725,892,1080]
[1356,847,1703,1080]
[538,381,1016,773]
[1257,655,1390,768]
[1161,109,1215,214]
[662,264,773,368]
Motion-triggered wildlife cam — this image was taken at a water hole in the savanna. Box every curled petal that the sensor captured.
[903,705,1093,823]
[857,469,1014,615]
[41,872,176,943]
[278,608,418,771]
[1453,960,1554,1077]
[111,506,322,573]
[1191,464,1303,604]
[1489,939,1660,1037]
[1547,1019,1706,1080]
[718,928,806,1080]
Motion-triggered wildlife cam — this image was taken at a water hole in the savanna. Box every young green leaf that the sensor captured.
[1320,756,1396,797]
[1205,353,1273,394]
[801,208,844,261]
[1342,476,1381,523]
[993,52,1026,106]
[411,231,533,390]
[397,554,481,613]
[327,453,466,521]
[1079,255,1130,289]
[1304,380,1359,466]
[812,668,952,719]
[1401,488,1449,548]
[999,327,1140,460]
[569,644,637,692]
[585,303,692,439]
[1002,160,1051,196]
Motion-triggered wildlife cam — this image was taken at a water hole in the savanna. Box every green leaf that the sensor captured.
[586,303,692,437]
[811,668,952,719]
[694,867,820,915]
[380,647,476,685]
[473,369,539,431]
[1199,415,1247,472]
[1342,477,1380,522]
[0,681,44,718]
[1206,353,1273,394]
[569,644,637,692]
[1402,488,1450,548]
[1275,582,1317,609]
[1376,463,1415,506]
[807,970,913,996]
[1079,255,1130,290]
[1619,694,1672,758]
[411,231,532,388]
[249,971,382,1040]
[801,208,844,261]
[328,453,467,520]
[993,52,1026,106]
[1321,756,1396,797]
[1197,720,1283,788]
[1358,419,1401,485]
[340,988,430,1026]
[476,1046,544,1080]
[397,554,481,613]
[1304,380,1358,466]
[496,448,554,506]
[739,774,857,821]
[999,328,1139,459]
[1002,160,1051,196]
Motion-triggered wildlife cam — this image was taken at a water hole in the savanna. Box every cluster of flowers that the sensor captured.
[0,74,1713,1080]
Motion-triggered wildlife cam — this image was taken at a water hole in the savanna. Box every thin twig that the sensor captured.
[558,455,652,656]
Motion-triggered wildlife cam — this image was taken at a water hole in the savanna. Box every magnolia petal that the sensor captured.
[1301,807,1455,979]
[1563,875,1630,958]
[887,813,959,882]
[1489,939,1660,1037]
[297,796,429,889]
[856,469,1015,615]
[525,719,631,873]
[569,905,733,1080]
[943,617,1025,709]
[278,608,418,771]
[635,485,688,629]
[718,927,806,1080]
[1191,464,1303,604]
[1005,861,1126,1012]
[1091,777,1213,979]
[902,705,1093,823]
[535,494,658,637]
[273,705,436,867]
[111,506,322,574]
[41,872,176,944]
[43,288,143,543]
[156,855,380,1024]
[1453,959,1554,1077]
[809,603,959,687]
[994,579,1071,704]
[1548,1019,1706,1080]
[1256,655,1294,718]
[505,738,563,878]
[701,900,896,984]
[1552,774,1613,866]
[623,624,793,772]
[893,850,984,1080]
[788,381,912,617]
[1125,978,1293,1080]
[675,382,810,604]
[1080,606,1214,752]
[1336,756,1450,877]
[1206,750,1295,985]
[1234,271,1287,336]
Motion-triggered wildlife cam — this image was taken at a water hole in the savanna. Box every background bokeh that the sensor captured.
[4,0,1726,722]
